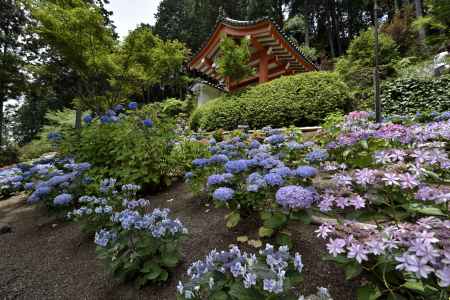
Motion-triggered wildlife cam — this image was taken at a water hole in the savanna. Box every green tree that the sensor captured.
[112,24,189,102]
[216,36,255,83]
[336,28,399,106]
[31,0,117,128]
[0,0,28,146]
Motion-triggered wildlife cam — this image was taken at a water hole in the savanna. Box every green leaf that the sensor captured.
[357,285,382,300]
[226,211,241,228]
[228,282,262,300]
[402,203,445,216]
[210,291,229,300]
[258,226,274,237]
[290,210,312,224]
[402,280,424,292]
[275,232,293,248]
[263,212,287,229]
[142,262,162,280]
[161,253,179,268]
[345,262,362,280]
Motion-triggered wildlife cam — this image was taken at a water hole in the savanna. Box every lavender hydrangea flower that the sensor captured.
[295,166,318,178]
[225,160,249,174]
[265,134,286,145]
[94,229,117,247]
[53,193,73,206]
[275,185,316,209]
[212,187,235,202]
[264,173,284,187]
[305,149,328,162]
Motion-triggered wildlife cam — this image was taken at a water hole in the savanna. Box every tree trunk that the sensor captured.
[374,0,382,123]
[304,0,310,47]
[326,3,336,58]
[414,0,426,43]
[0,99,3,147]
[394,0,400,12]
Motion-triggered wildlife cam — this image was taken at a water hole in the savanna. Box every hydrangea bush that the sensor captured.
[186,127,326,243]
[177,243,333,300]
[0,155,91,211]
[61,102,178,190]
[69,178,188,286]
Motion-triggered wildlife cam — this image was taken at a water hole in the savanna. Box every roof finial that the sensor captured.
[218,6,227,21]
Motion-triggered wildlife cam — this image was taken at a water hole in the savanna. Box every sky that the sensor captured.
[106,0,162,39]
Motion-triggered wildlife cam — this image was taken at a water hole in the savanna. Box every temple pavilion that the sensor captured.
[189,16,318,97]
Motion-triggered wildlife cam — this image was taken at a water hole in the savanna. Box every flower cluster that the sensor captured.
[177,244,319,299]
[83,101,153,129]
[317,217,450,287]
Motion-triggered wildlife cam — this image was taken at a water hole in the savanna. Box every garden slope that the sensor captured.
[0,183,357,300]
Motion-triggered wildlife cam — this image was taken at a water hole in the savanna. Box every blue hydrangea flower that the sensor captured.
[305,149,329,162]
[275,185,316,209]
[47,132,62,142]
[143,119,153,127]
[53,193,73,206]
[295,166,318,178]
[192,158,209,168]
[83,115,93,124]
[209,154,229,164]
[246,172,266,192]
[265,134,286,145]
[184,172,193,181]
[128,101,138,110]
[94,229,117,247]
[271,166,293,178]
[212,187,235,202]
[264,173,284,187]
[249,140,261,149]
[207,174,232,187]
[100,115,112,124]
[24,182,34,190]
[225,160,249,174]
[113,104,124,112]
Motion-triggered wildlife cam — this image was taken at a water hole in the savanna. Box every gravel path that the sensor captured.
[0,183,357,300]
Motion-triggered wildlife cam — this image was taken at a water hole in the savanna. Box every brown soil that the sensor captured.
[0,183,357,300]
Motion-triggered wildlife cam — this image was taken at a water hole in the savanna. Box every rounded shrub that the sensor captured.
[191,72,352,131]
[190,95,245,131]
[382,75,450,115]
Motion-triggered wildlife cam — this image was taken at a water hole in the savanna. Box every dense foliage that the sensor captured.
[191,72,352,131]
[382,75,450,115]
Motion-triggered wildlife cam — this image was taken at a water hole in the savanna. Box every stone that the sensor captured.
[0,223,12,234]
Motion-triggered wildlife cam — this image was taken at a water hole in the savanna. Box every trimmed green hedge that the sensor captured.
[191,72,352,131]
[382,75,450,115]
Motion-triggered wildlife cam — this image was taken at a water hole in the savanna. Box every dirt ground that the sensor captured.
[0,182,357,300]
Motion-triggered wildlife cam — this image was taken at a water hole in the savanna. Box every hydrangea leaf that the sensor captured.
[357,284,381,300]
[258,227,274,237]
[345,261,363,280]
[225,211,240,228]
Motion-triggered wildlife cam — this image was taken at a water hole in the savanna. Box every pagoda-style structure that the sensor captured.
[189,16,318,92]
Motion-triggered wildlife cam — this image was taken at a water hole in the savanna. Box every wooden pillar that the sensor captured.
[259,51,269,83]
